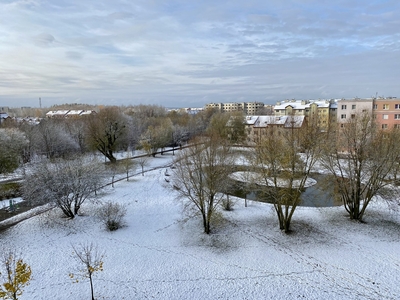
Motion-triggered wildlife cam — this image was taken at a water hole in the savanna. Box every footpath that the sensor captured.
[0,148,179,231]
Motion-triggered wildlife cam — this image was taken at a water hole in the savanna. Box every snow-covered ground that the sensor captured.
[1,153,400,299]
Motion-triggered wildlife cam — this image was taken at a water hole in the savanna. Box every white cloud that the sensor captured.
[0,0,400,108]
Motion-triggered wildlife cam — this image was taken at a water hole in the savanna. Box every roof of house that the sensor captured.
[244,116,259,125]
[274,99,337,110]
[46,110,70,116]
[252,115,305,128]
[66,110,84,116]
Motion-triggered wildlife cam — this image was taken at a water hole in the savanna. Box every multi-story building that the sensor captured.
[274,99,337,131]
[243,115,306,144]
[336,98,373,125]
[205,102,265,115]
[372,97,400,130]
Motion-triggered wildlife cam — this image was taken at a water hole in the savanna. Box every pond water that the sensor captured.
[226,173,342,207]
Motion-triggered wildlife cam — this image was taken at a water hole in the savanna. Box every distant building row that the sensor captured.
[274,97,400,131]
[205,102,268,115]
[207,97,400,131]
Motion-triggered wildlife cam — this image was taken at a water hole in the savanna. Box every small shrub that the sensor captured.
[96,201,127,231]
[221,196,235,211]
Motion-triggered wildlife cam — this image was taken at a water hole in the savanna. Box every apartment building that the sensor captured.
[205,102,265,115]
[244,115,306,144]
[372,97,400,130]
[274,99,337,131]
[336,98,373,125]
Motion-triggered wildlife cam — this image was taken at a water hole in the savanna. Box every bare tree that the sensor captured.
[70,243,104,300]
[321,113,400,221]
[172,135,235,234]
[137,155,149,176]
[121,152,136,181]
[23,157,105,218]
[251,118,323,233]
[140,117,173,157]
[65,118,89,154]
[86,107,127,163]
[225,112,246,144]
[207,111,231,140]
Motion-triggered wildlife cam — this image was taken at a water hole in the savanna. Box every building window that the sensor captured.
[394,124,400,129]
[352,104,356,109]
[341,114,346,119]
[382,124,388,129]
[383,104,389,110]
[341,105,347,110]
[383,114,389,120]
[395,114,400,119]
[373,104,377,109]
[394,104,400,109]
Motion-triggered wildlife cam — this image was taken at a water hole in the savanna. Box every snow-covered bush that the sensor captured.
[96,201,127,231]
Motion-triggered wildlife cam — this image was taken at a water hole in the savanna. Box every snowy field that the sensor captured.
[1,153,400,299]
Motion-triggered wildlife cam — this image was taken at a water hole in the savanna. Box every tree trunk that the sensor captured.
[202,213,210,234]
[89,275,95,300]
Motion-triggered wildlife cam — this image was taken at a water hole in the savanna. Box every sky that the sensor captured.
[1,0,400,108]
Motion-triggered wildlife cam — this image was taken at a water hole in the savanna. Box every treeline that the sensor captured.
[0,104,243,169]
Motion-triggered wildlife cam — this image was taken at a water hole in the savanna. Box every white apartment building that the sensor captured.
[336,98,373,124]
[205,102,265,115]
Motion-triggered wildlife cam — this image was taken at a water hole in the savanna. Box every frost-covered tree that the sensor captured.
[0,250,32,300]
[33,119,79,159]
[22,157,105,218]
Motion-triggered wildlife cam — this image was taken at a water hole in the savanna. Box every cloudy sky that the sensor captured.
[1,0,399,108]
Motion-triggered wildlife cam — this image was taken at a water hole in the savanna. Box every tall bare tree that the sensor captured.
[140,117,173,157]
[251,118,323,233]
[172,135,235,234]
[86,107,127,163]
[321,113,400,221]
